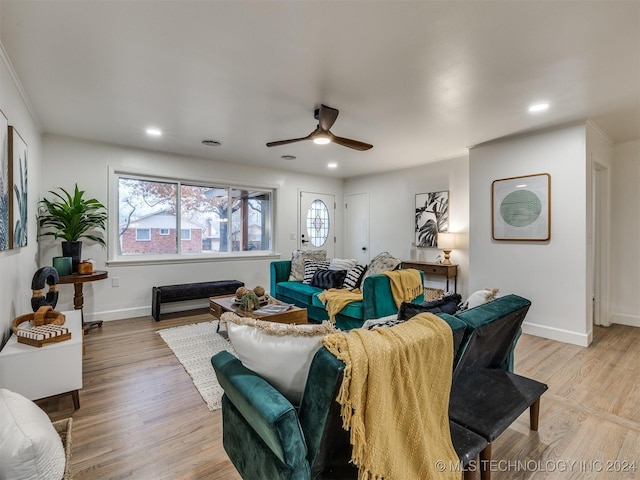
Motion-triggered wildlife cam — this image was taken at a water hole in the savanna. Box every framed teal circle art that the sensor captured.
[492,173,550,241]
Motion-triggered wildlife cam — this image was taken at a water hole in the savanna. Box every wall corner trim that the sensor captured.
[0,40,42,132]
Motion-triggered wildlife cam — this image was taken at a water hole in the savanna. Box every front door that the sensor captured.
[299,191,335,258]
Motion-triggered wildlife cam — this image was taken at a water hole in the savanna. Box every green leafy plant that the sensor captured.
[37,184,107,246]
[239,291,260,311]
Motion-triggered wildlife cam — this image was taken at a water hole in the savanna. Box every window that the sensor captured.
[136,229,151,241]
[306,199,330,247]
[113,173,274,260]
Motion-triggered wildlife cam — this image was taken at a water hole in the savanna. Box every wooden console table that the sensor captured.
[58,270,108,332]
[401,261,458,293]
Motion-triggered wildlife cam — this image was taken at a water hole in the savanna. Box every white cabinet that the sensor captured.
[0,310,82,408]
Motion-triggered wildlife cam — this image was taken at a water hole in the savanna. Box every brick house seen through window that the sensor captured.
[121,212,204,254]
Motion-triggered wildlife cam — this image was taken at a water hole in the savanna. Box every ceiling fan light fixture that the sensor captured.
[313,135,331,145]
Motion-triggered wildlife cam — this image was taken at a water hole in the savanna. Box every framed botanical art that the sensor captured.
[415,190,449,247]
[492,173,550,241]
[9,126,28,248]
[0,111,8,251]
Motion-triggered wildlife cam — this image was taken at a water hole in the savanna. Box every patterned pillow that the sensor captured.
[310,269,347,290]
[289,249,327,281]
[303,260,330,284]
[328,258,358,271]
[361,251,401,282]
[343,264,367,290]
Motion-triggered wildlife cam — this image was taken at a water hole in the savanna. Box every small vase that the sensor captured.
[61,241,82,273]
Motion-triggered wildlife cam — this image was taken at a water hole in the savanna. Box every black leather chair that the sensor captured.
[448,296,548,480]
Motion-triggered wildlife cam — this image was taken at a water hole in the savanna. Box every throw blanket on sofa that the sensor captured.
[317,288,363,323]
[322,313,458,480]
[383,269,423,308]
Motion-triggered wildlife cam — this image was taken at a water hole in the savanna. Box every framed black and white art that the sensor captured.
[415,190,449,247]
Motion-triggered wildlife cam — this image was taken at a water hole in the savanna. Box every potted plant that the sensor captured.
[37,184,107,273]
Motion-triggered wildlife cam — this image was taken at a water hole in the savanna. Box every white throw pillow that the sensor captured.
[0,388,66,480]
[464,288,500,310]
[222,313,336,404]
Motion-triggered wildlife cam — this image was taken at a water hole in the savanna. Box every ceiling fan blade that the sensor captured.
[266,135,311,147]
[318,104,339,132]
[330,134,373,151]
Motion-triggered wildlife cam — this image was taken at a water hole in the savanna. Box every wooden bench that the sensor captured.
[152,280,244,321]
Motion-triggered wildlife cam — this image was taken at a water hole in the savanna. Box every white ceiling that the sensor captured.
[1,1,639,178]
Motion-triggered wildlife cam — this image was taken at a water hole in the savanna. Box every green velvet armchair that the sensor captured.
[210,312,485,480]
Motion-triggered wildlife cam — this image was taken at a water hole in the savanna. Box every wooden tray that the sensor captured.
[17,331,72,348]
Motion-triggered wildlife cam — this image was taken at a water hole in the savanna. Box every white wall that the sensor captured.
[469,124,592,346]
[344,155,470,297]
[610,140,640,327]
[0,45,42,347]
[40,135,344,321]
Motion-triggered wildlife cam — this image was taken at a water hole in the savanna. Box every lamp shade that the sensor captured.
[437,232,457,250]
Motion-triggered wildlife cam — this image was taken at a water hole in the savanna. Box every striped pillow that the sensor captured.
[303,260,330,284]
[329,258,358,271]
[343,264,367,290]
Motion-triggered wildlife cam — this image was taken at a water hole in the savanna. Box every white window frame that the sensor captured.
[180,229,191,241]
[107,167,278,265]
[159,228,170,236]
[136,228,151,241]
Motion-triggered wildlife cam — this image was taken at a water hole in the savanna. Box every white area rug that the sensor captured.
[157,321,236,411]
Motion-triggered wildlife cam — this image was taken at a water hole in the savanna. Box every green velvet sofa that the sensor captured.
[211,294,533,480]
[270,260,425,330]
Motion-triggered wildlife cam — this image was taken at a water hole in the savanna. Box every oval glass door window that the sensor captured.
[306,200,330,247]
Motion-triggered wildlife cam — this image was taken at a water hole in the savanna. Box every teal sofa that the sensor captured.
[270,260,425,330]
[211,294,533,480]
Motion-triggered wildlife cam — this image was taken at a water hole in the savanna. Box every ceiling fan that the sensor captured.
[266,104,373,151]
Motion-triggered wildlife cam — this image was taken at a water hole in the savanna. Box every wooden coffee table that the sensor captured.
[209,295,307,329]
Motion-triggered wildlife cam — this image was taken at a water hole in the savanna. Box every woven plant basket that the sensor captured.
[424,288,444,302]
[53,417,73,479]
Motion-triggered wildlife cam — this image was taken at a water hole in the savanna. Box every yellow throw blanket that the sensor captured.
[383,269,424,308]
[317,288,363,323]
[322,313,459,480]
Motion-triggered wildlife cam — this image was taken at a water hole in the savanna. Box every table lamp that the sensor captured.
[437,232,457,265]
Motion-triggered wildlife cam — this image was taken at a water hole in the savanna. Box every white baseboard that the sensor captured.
[522,321,591,347]
[84,299,211,322]
[610,313,640,328]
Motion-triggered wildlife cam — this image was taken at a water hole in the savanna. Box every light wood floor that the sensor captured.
[37,311,640,480]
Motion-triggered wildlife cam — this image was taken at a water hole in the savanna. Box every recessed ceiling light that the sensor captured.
[146,127,162,136]
[202,140,222,146]
[327,162,338,169]
[281,155,296,161]
[528,103,549,113]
